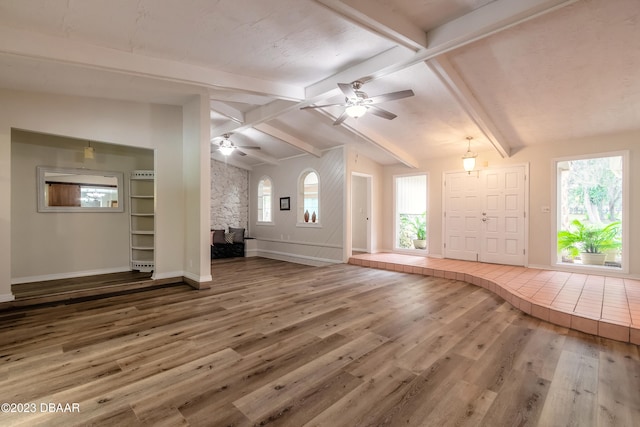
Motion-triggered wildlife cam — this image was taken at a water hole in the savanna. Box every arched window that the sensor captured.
[257,177,273,223]
[298,170,319,223]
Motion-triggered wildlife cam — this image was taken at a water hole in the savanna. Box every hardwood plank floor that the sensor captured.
[0,257,639,426]
[350,253,640,343]
[11,271,153,299]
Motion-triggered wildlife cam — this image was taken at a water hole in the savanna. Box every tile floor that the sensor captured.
[348,253,640,345]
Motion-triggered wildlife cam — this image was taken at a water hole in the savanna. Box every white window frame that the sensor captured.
[392,172,429,255]
[551,150,629,274]
[257,176,274,225]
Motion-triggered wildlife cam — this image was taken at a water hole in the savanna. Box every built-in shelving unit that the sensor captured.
[129,170,155,272]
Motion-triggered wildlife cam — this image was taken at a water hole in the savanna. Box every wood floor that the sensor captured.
[1,257,639,426]
[350,252,640,343]
[10,271,156,306]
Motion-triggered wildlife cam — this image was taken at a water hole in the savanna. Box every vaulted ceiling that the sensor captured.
[1,0,638,169]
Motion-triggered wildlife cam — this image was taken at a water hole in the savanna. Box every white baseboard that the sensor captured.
[11,266,131,285]
[152,271,185,281]
[245,249,259,257]
[0,293,15,303]
[183,271,213,283]
[257,250,342,267]
[152,270,213,283]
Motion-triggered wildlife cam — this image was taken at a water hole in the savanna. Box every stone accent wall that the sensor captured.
[211,159,249,231]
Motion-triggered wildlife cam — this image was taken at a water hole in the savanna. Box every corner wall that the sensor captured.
[211,158,249,231]
[10,131,153,281]
[345,147,385,256]
[249,148,345,266]
[181,94,212,284]
[0,88,210,300]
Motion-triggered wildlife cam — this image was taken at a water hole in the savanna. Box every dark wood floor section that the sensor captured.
[1,257,639,426]
[12,270,153,297]
[9,271,163,307]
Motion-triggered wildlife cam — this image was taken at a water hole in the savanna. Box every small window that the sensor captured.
[299,170,319,223]
[257,177,272,223]
[394,174,428,251]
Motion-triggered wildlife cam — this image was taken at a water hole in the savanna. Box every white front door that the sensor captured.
[444,166,527,266]
[443,172,481,261]
[479,167,526,265]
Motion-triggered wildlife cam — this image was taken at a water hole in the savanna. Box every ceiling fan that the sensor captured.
[301,80,415,125]
[212,134,260,156]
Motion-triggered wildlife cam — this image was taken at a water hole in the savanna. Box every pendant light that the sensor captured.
[84,141,95,159]
[462,137,477,174]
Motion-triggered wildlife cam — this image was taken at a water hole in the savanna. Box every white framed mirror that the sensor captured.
[37,166,124,212]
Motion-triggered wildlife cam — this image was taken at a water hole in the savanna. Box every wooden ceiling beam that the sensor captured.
[211,99,298,137]
[218,0,578,165]
[210,100,245,125]
[311,109,419,168]
[428,56,511,158]
[253,123,323,158]
[315,0,427,52]
[0,25,304,101]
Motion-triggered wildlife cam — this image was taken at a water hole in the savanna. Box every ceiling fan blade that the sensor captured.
[236,150,247,156]
[368,105,397,120]
[237,146,260,150]
[338,83,357,99]
[301,103,345,110]
[368,89,415,104]
[333,110,349,126]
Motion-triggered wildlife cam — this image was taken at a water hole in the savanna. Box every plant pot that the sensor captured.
[604,249,618,263]
[413,239,427,250]
[580,252,606,266]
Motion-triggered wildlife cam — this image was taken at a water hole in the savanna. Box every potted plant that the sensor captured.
[409,213,427,250]
[557,219,620,265]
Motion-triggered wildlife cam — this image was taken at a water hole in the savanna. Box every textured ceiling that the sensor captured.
[448,0,640,147]
[379,0,497,30]
[0,0,638,168]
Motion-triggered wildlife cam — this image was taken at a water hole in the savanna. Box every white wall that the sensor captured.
[181,95,212,283]
[0,89,210,301]
[351,175,368,251]
[211,158,249,231]
[249,147,345,266]
[11,130,153,281]
[381,131,640,276]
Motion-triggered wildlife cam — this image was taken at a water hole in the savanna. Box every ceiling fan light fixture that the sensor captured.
[219,146,234,156]
[218,136,235,156]
[462,137,477,174]
[345,104,367,118]
[218,143,235,156]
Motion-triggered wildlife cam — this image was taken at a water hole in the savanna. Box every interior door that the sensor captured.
[351,174,371,254]
[444,166,526,266]
[443,172,481,261]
